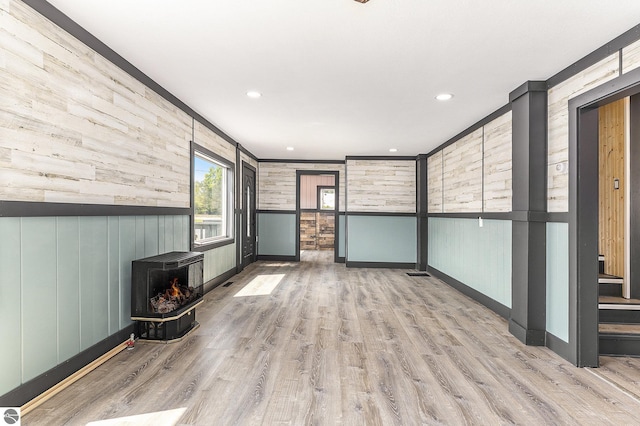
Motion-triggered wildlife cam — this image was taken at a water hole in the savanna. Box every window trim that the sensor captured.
[190,141,235,251]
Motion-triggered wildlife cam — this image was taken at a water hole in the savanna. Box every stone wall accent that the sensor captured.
[547,53,619,212]
[443,129,483,212]
[483,111,512,212]
[300,211,335,250]
[258,162,346,211]
[317,212,336,250]
[300,211,317,250]
[346,159,416,213]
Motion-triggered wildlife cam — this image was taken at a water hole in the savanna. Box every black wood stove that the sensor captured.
[131,251,204,341]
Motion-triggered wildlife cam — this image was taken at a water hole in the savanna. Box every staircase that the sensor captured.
[598,254,640,356]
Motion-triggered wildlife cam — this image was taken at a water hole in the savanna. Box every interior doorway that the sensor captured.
[572,69,640,365]
[597,99,627,299]
[296,171,339,263]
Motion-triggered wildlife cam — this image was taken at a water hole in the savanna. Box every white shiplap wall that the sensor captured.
[623,39,640,74]
[1,1,198,207]
[483,111,512,212]
[547,53,619,212]
[443,128,484,212]
[428,112,512,214]
[346,159,416,213]
[427,151,443,213]
[194,120,236,163]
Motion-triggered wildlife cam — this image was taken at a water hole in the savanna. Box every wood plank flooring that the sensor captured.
[24,251,640,425]
[600,295,640,305]
[600,323,640,334]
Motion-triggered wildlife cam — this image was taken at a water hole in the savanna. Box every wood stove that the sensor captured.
[131,251,204,341]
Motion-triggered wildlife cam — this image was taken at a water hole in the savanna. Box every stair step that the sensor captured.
[599,274,623,284]
[599,330,640,356]
[600,322,640,356]
[600,309,640,324]
[599,290,640,354]
[599,297,640,323]
[598,273,623,297]
[599,303,640,311]
[599,292,640,354]
[600,323,640,334]
[599,284,623,297]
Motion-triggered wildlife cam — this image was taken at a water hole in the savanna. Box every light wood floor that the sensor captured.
[25,251,640,425]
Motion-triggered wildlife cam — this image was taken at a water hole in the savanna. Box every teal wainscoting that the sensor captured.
[428,217,512,308]
[347,215,417,263]
[546,222,569,342]
[204,242,236,282]
[257,212,297,256]
[0,215,189,396]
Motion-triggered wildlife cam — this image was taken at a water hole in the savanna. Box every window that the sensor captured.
[318,186,335,210]
[192,144,234,248]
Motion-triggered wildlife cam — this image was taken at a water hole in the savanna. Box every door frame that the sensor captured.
[240,161,257,270]
[295,170,340,262]
[570,67,640,366]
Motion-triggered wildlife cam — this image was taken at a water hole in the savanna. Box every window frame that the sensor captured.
[191,142,235,251]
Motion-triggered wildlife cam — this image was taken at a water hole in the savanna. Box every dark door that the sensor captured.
[242,163,257,268]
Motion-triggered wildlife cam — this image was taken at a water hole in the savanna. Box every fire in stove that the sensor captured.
[132,251,204,340]
[150,277,197,314]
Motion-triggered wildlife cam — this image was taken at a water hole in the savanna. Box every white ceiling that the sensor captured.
[45,0,640,160]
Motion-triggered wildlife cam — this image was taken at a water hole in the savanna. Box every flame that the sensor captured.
[169,278,182,297]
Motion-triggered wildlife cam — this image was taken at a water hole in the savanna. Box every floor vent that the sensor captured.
[223,281,234,287]
[407,272,430,277]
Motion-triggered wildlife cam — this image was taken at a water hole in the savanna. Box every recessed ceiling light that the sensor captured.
[435,93,453,101]
[286,147,294,151]
[389,148,398,153]
[246,91,262,99]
